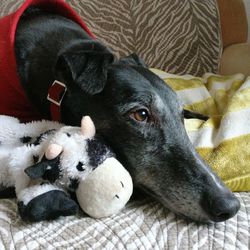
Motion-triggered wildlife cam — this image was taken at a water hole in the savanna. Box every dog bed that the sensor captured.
[0,192,249,249]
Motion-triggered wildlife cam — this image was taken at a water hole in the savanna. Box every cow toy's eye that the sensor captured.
[130,108,149,122]
[76,162,85,171]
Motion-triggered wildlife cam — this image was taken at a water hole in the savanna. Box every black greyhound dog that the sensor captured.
[13,7,240,222]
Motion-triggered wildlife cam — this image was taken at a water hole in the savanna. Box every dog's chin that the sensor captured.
[161,199,215,223]
[172,212,213,224]
[160,201,213,223]
[140,185,213,223]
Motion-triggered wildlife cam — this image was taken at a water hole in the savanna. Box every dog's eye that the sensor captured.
[131,109,149,122]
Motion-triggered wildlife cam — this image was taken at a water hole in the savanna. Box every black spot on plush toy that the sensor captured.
[0,115,133,222]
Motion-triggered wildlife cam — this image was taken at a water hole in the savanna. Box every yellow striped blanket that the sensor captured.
[151,69,250,192]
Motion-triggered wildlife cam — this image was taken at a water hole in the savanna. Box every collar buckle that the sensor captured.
[47,80,67,106]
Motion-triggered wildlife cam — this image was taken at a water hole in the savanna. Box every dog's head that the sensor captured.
[56,41,240,222]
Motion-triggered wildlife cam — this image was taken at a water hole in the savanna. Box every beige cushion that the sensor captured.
[217,0,248,48]
[220,43,250,76]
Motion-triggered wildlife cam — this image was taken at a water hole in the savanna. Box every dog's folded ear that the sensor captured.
[56,40,115,95]
[183,109,209,121]
[118,53,147,67]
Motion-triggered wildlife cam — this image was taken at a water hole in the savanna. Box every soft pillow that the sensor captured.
[151,68,250,191]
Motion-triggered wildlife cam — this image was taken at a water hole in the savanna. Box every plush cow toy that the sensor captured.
[0,115,133,221]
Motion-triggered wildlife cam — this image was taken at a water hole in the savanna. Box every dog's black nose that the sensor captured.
[202,192,240,222]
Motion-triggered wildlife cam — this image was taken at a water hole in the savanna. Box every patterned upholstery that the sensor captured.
[0,193,249,249]
[0,0,222,76]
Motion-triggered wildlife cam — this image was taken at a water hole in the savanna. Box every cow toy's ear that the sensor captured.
[25,156,60,182]
[25,161,50,179]
[55,40,115,95]
[81,116,96,138]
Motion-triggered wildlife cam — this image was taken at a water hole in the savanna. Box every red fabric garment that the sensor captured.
[0,0,95,122]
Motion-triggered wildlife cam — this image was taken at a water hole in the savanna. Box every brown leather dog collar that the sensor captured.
[47,80,67,121]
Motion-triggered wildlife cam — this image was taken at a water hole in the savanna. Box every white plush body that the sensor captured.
[0,115,62,200]
[0,115,133,221]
